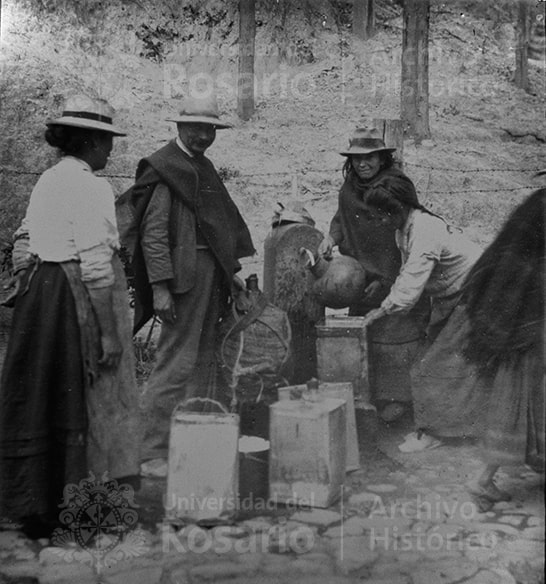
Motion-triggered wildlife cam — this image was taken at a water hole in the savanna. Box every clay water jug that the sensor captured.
[301,248,367,309]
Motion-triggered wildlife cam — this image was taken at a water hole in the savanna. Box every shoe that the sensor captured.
[398,431,442,453]
[380,402,407,423]
[467,481,512,503]
[140,458,168,478]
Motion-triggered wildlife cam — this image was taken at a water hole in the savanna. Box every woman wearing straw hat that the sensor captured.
[0,95,140,538]
[318,127,430,423]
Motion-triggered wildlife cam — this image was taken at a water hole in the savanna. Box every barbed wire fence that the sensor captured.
[0,163,542,195]
[1,161,542,281]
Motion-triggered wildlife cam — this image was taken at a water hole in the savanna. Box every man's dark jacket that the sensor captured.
[116,140,255,333]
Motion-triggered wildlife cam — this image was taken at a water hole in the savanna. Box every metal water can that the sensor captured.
[238,435,270,510]
[315,315,371,402]
[165,398,239,524]
[277,381,360,472]
[269,396,346,508]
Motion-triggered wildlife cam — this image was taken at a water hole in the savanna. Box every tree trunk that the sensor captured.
[353,0,374,40]
[237,0,256,121]
[515,0,530,91]
[373,118,404,169]
[400,0,431,140]
[528,1,546,61]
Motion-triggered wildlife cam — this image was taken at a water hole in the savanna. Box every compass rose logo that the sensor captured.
[50,472,149,570]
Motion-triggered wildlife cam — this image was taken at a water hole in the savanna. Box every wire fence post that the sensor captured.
[291,173,298,199]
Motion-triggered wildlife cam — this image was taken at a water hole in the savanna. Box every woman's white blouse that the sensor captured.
[381,209,482,314]
[25,156,119,288]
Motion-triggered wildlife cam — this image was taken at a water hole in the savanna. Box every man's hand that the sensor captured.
[317,234,336,259]
[232,275,245,294]
[153,281,176,323]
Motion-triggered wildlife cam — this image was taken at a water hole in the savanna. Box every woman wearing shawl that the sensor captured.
[318,127,431,422]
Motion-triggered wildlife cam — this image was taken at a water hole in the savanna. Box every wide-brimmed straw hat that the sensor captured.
[46,94,126,136]
[340,127,396,156]
[166,95,232,129]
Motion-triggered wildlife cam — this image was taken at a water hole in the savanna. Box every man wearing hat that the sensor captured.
[318,127,429,424]
[121,95,255,477]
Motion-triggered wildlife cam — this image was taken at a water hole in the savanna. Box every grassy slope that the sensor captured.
[0,0,544,282]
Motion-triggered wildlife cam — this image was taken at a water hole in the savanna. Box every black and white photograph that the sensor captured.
[0,1,544,582]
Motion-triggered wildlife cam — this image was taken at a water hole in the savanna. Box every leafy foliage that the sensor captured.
[0,241,13,277]
[135,19,181,63]
[20,0,108,27]
[133,332,157,384]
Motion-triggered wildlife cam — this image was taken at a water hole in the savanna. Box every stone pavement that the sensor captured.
[0,416,544,584]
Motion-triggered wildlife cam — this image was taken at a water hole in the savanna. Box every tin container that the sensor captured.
[316,316,370,402]
[239,435,269,510]
[269,397,346,508]
[166,398,239,524]
[277,381,359,471]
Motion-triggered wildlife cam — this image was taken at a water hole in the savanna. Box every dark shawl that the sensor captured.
[117,140,255,333]
[330,166,418,281]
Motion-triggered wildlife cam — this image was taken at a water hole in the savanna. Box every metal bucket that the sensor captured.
[367,310,427,403]
[166,398,239,524]
[351,294,430,404]
[238,436,269,509]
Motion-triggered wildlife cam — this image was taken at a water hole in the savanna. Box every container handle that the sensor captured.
[173,397,230,416]
[240,453,269,463]
[300,247,316,267]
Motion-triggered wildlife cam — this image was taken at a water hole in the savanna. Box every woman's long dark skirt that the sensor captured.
[0,262,87,522]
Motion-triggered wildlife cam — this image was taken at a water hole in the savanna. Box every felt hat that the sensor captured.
[166,95,232,129]
[340,127,396,156]
[46,94,126,136]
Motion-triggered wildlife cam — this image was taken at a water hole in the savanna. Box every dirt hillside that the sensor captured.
[0,0,545,284]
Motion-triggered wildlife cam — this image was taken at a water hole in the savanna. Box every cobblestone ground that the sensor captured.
[0,416,544,584]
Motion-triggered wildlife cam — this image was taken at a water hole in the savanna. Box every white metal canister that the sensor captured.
[165,398,239,525]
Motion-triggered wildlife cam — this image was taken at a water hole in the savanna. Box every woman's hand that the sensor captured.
[363,280,385,303]
[86,285,124,369]
[0,270,25,307]
[361,307,387,327]
[317,234,336,259]
[152,282,176,323]
[98,332,123,368]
